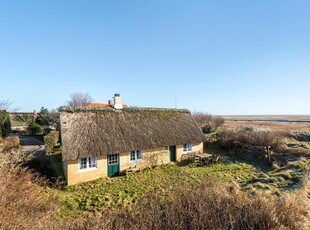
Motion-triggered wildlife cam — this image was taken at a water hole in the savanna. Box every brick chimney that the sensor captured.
[113,93,123,110]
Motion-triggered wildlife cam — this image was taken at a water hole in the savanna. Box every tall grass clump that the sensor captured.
[63,179,308,230]
[217,128,287,150]
[0,138,59,229]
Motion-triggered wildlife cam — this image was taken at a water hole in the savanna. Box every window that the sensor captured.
[129,150,142,162]
[89,157,97,168]
[165,146,169,151]
[108,153,119,165]
[78,157,97,171]
[183,144,192,153]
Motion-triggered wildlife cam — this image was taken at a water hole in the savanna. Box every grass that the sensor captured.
[2,134,309,229]
[11,120,28,126]
[48,153,65,179]
[31,135,310,222]
[57,146,310,218]
[60,160,257,216]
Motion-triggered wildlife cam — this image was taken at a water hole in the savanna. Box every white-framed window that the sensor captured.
[78,157,97,171]
[183,144,192,153]
[129,150,142,162]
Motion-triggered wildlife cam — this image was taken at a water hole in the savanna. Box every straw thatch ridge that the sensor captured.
[58,106,190,113]
[60,107,206,161]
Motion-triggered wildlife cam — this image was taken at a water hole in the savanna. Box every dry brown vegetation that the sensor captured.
[220,118,310,157]
[0,166,59,229]
[224,121,310,132]
[0,136,19,152]
[1,133,310,229]
[59,179,309,230]
[0,137,59,229]
[192,112,225,133]
[216,128,288,151]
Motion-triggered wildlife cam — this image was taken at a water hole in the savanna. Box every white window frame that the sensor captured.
[183,144,192,153]
[129,150,143,162]
[78,157,97,172]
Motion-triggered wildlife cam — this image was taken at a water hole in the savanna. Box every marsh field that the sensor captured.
[1,116,310,229]
[223,115,310,132]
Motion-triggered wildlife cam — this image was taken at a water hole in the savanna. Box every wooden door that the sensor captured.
[107,153,120,177]
[169,146,176,162]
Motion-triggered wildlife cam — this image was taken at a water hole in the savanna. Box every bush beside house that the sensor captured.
[44,131,59,154]
[0,110,11,138]
[192,112,225,134]
[28,122,43,135]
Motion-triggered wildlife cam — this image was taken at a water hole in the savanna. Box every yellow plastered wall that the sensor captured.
[176,142,204,161]
[119,147,170,172]
[64,142,203,185]
[66,156,107,185]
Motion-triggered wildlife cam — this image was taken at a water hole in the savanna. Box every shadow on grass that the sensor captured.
[24,153,65,187]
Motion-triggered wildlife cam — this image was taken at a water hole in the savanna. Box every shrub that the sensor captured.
[217,128,286,151]
[0,110,11,138]
[0,138,59,229]
[192,112,225,133]
[2,136,19,152]
[43,127,52,135]
[44,131,59,154]
[36,107,59,127]
[0,154,59,229]
[28,122,43,135]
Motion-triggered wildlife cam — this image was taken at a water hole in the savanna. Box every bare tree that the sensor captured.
[67,92,93,107]
[0,100,12,111]
[14,113,36,126]
[192,112,212,129]
[192,112,225,133]
[212,116,225,130]
[0,100,19,112]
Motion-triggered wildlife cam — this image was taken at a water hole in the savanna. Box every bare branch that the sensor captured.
[0,100,20,112]
[67,92,93,107]
[192,112,225,133]
[0,100,12,110]
[14,113,36,126]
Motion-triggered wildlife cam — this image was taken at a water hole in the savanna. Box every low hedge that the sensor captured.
[44,131,59,154]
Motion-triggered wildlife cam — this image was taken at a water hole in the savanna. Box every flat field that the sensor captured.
[222,115,310,132]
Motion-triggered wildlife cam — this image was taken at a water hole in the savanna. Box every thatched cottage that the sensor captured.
[59,94,206,185]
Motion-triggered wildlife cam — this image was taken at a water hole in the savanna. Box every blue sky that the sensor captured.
[1,1,309,114]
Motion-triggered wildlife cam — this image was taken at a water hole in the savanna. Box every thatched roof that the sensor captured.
[59,107,206,161]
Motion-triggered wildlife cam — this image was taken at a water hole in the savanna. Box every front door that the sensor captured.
[169,146,176,162]
[107,153,120,177]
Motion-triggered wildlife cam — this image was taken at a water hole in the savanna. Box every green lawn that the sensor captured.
[11,120,27,126]
[48,153,65,179]
[60,160,257,216]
